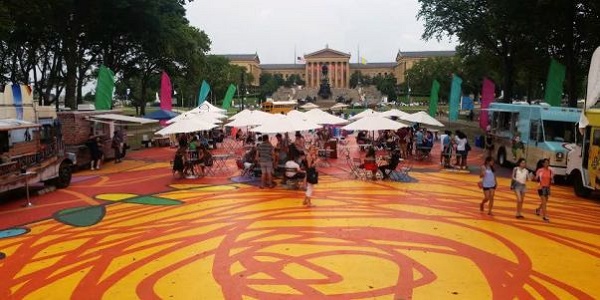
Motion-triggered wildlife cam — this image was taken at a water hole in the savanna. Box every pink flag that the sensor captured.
[480,78,495,130]
[160,71,172,111]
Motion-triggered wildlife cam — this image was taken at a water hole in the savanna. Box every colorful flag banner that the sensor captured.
[297,56,306,63]
[94,65,115,111]
[428,80,440,117]
[448,74,463,121]
[544,59,566,107]
[222,84,237,110]
[159,71,172,111]
[198,80,210,106]
[480,78,495,130]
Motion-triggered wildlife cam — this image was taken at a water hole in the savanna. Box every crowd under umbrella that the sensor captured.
[349,108,378,121]
[249,115,322,134]
[155,118,217,136]
[303,108,348,125]
[401,111,445,127]
[342,115,409,144]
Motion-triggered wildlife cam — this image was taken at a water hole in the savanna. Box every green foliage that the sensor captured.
[259,73,285,98]
[350,72,372,88]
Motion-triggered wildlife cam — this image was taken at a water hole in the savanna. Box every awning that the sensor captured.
[89,114,159,125]
[0,119,41,131]
[480,108,515,113]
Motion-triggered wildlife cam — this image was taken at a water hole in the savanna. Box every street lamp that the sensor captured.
[240,72,246,110]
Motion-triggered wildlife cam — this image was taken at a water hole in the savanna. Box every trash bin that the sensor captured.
[475,135,484,148]
[325,139,338,159]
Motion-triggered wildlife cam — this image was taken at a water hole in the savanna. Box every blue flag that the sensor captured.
[198,80,211,106]
[449,75,463,121]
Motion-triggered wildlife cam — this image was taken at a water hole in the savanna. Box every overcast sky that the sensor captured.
[185,0,456,64]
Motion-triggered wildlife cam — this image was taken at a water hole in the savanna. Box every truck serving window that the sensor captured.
[543,121,575,143]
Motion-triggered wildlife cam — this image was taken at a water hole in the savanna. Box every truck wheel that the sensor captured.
[497,148,507,167]
[54,161,73,189]
[573,171,591,198]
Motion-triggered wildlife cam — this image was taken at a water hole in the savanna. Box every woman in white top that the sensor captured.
[512,158,530,219]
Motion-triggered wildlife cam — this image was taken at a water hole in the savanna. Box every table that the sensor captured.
[21,171,37,207]
[212,154,231,174]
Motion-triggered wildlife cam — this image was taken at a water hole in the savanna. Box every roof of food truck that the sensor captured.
[0,119,41,131]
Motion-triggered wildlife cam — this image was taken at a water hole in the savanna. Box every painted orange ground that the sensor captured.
[0,144,599,299]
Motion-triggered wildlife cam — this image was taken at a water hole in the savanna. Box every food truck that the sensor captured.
[565,46,600,197]
[0,84,75,193]
[487,102,581,178]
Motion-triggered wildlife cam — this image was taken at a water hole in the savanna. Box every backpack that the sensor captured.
[465,142,472,152]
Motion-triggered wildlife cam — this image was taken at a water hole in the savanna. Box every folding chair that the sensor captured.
[348,157,367,180]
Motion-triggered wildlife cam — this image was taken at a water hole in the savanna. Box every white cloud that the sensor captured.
[185,0,456,63]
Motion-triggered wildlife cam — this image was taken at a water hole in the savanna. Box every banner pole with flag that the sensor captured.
[159,71,172,111]
[222,84,237,110]
[480,78,495,130]
[428,80,440,117]
[448,74,463,121]
[94,65,115,110]
[198,80,211,107]
[544,59,566,106]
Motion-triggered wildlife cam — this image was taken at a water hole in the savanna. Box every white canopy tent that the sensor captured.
[342,116,409,131]
[250,115,322,134]
[156,118,217,136]
[303,109,347,125]
[401,111,444,127]
[349,109,378,121]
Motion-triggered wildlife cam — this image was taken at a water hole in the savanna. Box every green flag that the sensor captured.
[222,84,237,110]
[428,80,440,117]
[544,59,566,106]
[94,66,115,110]
[198,80,210,106]
[449,75,463,121]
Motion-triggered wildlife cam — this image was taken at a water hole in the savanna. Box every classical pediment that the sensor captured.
[304,48,351,59]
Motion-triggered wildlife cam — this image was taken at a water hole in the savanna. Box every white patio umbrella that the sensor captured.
[188,102,227,114]
[166,111,225,124]
[250,115,322,134]
[156,118,217,136]
[349,109,379,121]
[228,109,270,121]
[401,111,445,127]
[330,103,349,110]
[304,108,348,125]
[287,109,306,118]
[300,102,319,110]
[380,109,411,120]
[342,116,409,131]
[226,111,276,127]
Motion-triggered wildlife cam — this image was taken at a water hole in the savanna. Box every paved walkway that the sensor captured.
[0,143,599,299]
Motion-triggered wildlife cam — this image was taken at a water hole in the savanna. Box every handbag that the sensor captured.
[307,167,319,184]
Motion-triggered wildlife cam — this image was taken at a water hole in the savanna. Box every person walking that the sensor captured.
[455,131,468,169]
[86,134,102,170]
[112,130,124,163]
[535,158,554,222]
[304,146,319,207]
[479,156,497,215]
[512,158,531,219]
[256,134,275,189]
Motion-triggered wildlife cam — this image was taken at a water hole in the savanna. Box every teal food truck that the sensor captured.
[487,102,581,177]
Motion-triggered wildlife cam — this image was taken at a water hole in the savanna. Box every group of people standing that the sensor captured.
[85,129,127,170]
[440,130,471,169]
[479,156,553,222]
[251,132,319,207]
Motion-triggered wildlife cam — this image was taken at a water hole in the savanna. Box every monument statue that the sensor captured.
[318,64,332,99]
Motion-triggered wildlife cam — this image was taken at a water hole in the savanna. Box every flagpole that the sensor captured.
[357,44,360,65]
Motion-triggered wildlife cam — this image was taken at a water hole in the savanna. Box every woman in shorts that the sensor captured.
[512,158,531,219]
[479,156,497,215]
[535,158,553,222]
